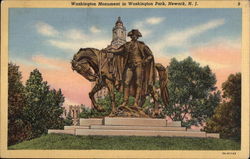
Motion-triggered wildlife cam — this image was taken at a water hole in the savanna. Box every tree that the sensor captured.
[8,63,32,145]
[166,57,221,127]
[24,69,65,138]
[45,88,65,129]
[204,73,241,139]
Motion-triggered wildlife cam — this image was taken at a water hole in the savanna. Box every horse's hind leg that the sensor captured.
[105,79,116,115]
[89,81,105,112]
[149,85,161,115]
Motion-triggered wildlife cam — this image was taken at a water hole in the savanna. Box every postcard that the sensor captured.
[1,0,249,158]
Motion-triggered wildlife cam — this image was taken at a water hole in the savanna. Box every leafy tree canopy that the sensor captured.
[166,57,221,127]
[204,73,241,139]
[8,63,32,145]
[24,69,65,138]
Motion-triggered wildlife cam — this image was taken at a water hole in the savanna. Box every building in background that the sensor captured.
[62,105,84,119]
[110,16,127,48]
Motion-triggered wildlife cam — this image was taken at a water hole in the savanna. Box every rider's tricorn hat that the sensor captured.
[127,29,142,37]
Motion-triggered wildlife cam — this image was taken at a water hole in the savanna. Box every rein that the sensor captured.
[98,50,103,82]
[97,50,109,81]
[97,50,115,82]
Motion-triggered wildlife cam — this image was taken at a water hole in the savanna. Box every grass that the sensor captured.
[8,134,240,150]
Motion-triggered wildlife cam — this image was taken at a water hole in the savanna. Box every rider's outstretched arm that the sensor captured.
[105,45,125,55]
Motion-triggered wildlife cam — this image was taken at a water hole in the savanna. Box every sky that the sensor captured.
[9,8,242,106]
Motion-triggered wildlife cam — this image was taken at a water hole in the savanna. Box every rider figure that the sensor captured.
[104,29,156,108]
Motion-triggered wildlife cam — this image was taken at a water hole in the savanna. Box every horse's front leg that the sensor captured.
[89,81,105,112]
[105,79,116,115]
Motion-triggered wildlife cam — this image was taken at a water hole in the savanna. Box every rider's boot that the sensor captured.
[120,86,129,107]
[133,86,142,108]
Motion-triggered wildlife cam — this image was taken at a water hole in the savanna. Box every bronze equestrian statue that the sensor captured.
[71,29,169,117]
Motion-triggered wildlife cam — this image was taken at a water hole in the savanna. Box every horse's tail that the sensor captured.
[155,63,169,106]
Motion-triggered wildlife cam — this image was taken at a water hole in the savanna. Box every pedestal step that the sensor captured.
[80,118,103,126]
[90,125,186,131]
[64,126,89,130]
[75,129,206,138]
[104,117,167,126]
[167,121,181,127]
[187,128,201,132]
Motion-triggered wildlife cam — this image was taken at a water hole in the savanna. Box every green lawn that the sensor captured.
[9,134,240,150]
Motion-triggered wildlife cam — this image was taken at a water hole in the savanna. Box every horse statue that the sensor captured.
[71,47,169,117]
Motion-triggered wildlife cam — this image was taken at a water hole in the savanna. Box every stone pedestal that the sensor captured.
[48,117,220,138]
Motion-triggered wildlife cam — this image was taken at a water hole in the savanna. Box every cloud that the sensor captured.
[48,39,108,52]
[34,21,109,52]
[35,21,87,41]
[63,29,86,40]
[90,26,101,33]
[12,54,66,70]
[31,54,67,70]
[151,19,225,54]
[11,56,37,67]
[48,40,82,52]
[146,17,165,25]
[133,16,165,37]
[169,19,225,45]
[35,22,59,37]
[133,21,152,37]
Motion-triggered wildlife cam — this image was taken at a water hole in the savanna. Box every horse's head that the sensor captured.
[71,48,98,82]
